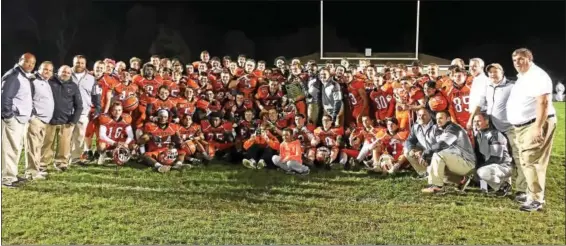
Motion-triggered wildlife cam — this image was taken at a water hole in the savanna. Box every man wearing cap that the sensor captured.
[468,63,526,199]
[506,48,557,212]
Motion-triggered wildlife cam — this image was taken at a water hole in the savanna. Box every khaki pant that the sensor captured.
[307,103,320,125]
[1,118,28,184]
[428,148,475,186]
[26,116,48,175]
[477,164,512,190]
[405,148,427,175]
[504,128,526,192]
[41,124,75,167]
[71,115,89,159]
[514,117,556,203]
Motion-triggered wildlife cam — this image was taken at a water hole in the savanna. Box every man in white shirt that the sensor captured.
[467,58,489,125]
[506,48,557,212]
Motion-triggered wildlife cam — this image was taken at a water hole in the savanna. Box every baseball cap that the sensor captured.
[485,63,504,73]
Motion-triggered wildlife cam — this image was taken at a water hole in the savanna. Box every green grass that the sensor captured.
[2,103,565,245]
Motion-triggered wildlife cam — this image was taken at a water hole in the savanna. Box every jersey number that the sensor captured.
[107,127,124,139]
[452,96,470,113]
[374,96,388,109]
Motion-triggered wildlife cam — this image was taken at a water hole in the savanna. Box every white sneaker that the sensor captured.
[256,160,266,169]
[25,172,46,180]
[157,165,171,173]
[242,159,256,169]
[97,154,106,165]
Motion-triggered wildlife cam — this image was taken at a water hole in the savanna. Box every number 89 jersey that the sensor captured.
[446,84,471,127]
[98,114,133,143]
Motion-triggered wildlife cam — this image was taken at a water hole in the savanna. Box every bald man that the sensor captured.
[2,53,36,187]
[41,65,83,171]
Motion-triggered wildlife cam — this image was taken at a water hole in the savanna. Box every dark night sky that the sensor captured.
[2,0,565,78]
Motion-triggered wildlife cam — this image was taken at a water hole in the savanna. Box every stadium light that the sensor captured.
[320,0,421,61]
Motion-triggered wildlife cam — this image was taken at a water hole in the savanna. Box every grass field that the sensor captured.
[2,103,565,245]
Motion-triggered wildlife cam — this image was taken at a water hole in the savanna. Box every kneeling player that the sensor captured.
[178,114,213,164]
[97,103,135,165]
[370,117,409,174]
[138,109,187,172]
[311,115,346,169]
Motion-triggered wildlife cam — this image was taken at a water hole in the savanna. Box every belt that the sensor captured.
[513,114,555,128]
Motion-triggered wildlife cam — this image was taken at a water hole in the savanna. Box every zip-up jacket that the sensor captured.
[474,127,512,168]
[422,121,476,164]
[481,78,515,132]
[1,64,34,123]
[48,76,83,125]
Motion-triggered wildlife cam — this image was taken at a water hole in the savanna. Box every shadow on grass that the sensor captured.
[21,182,329,212]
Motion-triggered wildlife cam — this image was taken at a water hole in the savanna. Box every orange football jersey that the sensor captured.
[446,84,471,126]
[143,122,180,150]
[314,127,345,148]
[98,113,133,142]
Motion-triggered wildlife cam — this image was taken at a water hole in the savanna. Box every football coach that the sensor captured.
[1,53,36,187]
[506,48,557,212]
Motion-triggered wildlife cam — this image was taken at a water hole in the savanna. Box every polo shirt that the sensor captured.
[506,63,556,125]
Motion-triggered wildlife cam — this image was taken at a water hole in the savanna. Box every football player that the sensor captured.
[261,108,289,137]
[138,109,185,172]
[446,67,472,128]
[348,116,387,168]
[225,92,254,122]
[290,114,317,166]
[177,114,212,164]
[146,85,178,124]
[311,115,346,169]
[201,112,237,161]
[96,103,135,165]
[256,80,284,113]
[237,59,259,99]
[344,71,369,127]
[133,63,163,130]
[423,81,450,116]
[112,71,139,112]
[370,117,409,174]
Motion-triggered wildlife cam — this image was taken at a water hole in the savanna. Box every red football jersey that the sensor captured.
[236,119,262,139]
[178,123,201,141]
[446,84,471,126]
[237,74,258,99]
[163,80,181,98]
[290,125,315,149]
[147,98,177,116]
[113,83,139,103]
[314,127,345,148]
[99,113,132,142]
[176,98,198,120]
[143,122,180,151]
[256,85,284,110]
[380,130,409,161]
[370,89,396,121]
[224,99,253,120]
[98,75,119,111]
[362,126,387,144]
[134,76,163,104]
[201,120,234,143]
[347,80,365,111]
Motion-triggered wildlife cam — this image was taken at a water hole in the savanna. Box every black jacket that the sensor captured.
[49,76,83,125]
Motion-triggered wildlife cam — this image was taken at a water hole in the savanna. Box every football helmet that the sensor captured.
[158,147,178,166]
[112,146,131,166]
[378,153,395,174]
